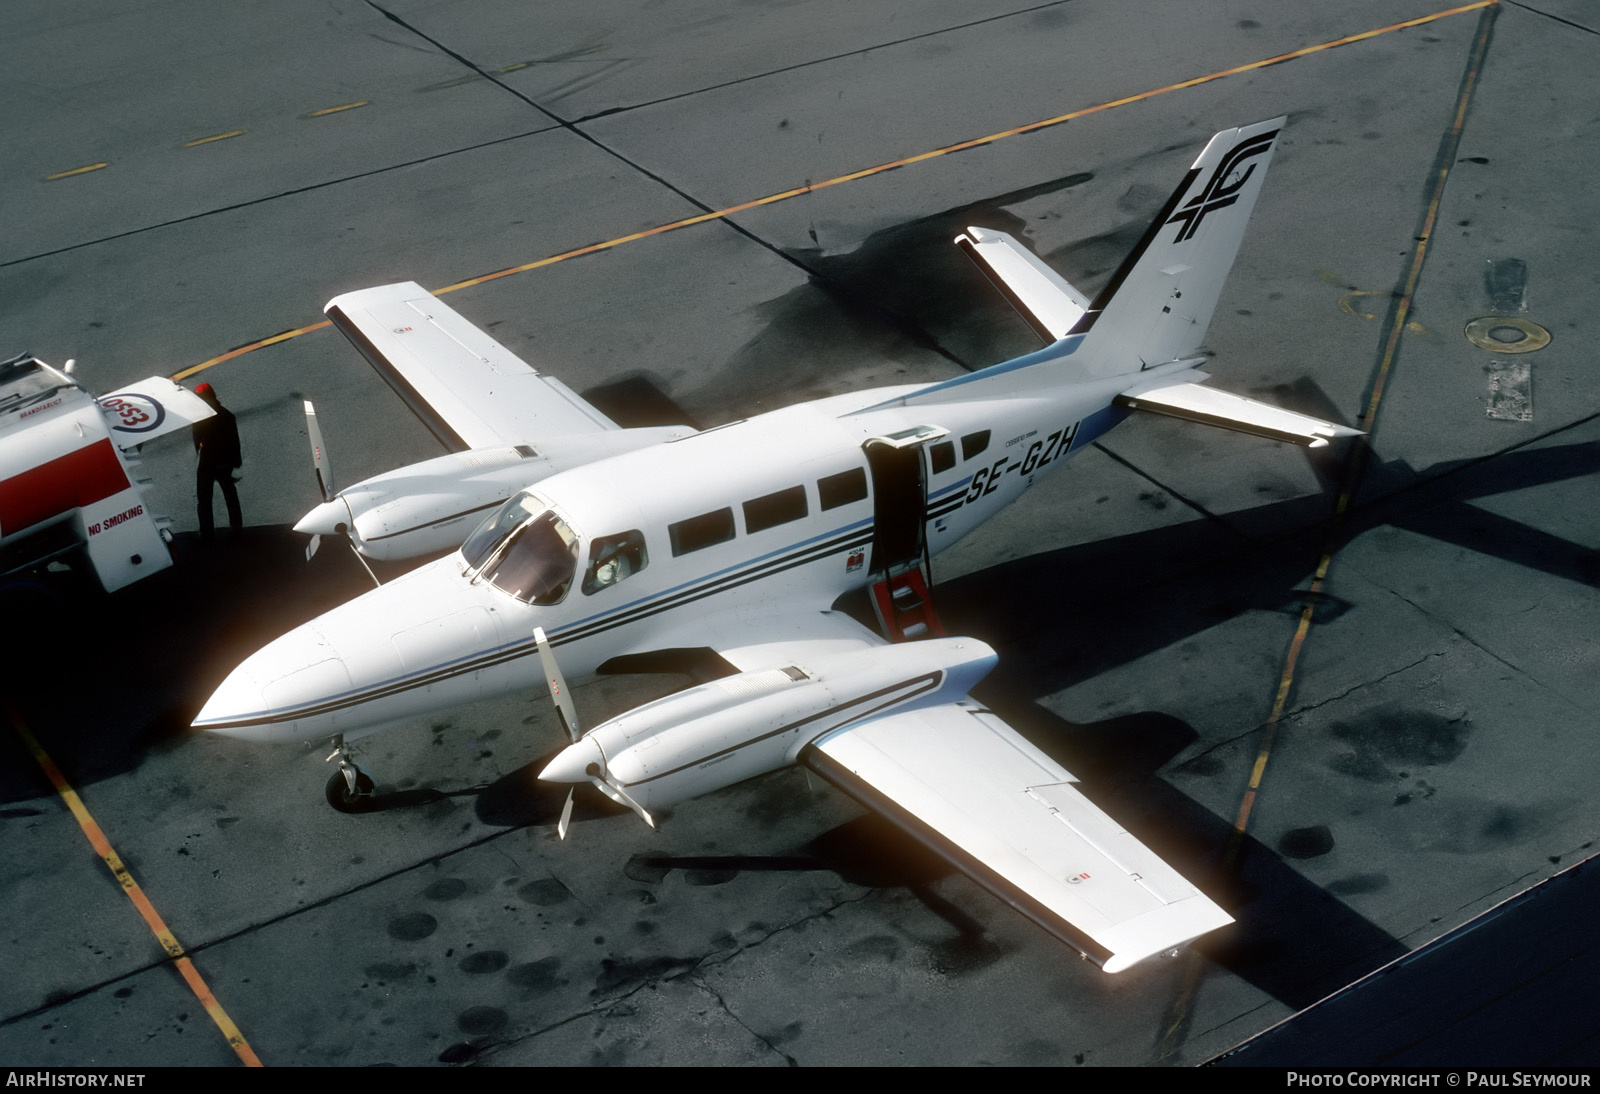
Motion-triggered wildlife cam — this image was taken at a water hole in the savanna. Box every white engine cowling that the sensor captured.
[539,637,998,813]
[294,427,692,560]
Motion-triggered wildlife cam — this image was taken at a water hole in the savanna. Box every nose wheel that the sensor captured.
[324,736,376,813]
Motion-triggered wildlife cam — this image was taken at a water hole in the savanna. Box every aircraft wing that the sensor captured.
[803,699,1231,972]
[324,282,620,452]
[681,609,1232,972]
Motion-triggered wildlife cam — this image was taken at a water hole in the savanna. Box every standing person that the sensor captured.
[192,382,243,540]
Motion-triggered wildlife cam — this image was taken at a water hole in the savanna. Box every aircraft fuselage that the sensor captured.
[192,362,1168,747]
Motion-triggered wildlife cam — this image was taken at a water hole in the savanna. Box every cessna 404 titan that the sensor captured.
[196,119,1357,972]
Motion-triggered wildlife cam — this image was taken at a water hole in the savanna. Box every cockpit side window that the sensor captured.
[482,510,578,604]
[582,530,648,595]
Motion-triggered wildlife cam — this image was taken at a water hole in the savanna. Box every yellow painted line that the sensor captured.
[171,0,1494,382]
[7,704,262,1066]
[1159,5,1498,1059]
[45,163,108,181]
[186,130,248,147]
[307,101,369,117]
[1227,0,1499,851]
[174,319,333,381]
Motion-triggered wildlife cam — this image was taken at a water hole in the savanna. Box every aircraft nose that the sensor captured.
[192,625,357,743]
[293,496,353,537]
[539,736,604,785]
[193,661,276,742]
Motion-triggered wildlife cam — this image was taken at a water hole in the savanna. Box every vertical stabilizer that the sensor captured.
[1074,117,1286,372]
[862,119,1288,413]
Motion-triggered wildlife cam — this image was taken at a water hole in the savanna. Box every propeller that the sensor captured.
[533,626,655,839]
[299,400,379,587]
[306,399,334,505]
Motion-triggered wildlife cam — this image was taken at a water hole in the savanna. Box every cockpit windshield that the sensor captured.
[461,493,540,571]
[470,500,579,605]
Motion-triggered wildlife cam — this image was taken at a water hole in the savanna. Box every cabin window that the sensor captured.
[583,530,648,595]
[961,430,991,460]
[743,486,807,534]
[817,467,868,511]
[929,441,955,474]
[482,510,578,604]
[669,508,735,556]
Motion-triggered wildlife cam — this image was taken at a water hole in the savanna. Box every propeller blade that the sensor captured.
[348,538,380,588]
[557,788,574,840]
[533,627,581,743]
[589,775,656,830]
[306,533,321,561]
[304,400,333,503]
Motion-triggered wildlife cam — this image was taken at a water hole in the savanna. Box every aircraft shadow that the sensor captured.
[2,526,389,797]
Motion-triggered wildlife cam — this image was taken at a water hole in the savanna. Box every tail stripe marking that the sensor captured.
[1163,130,1279,244]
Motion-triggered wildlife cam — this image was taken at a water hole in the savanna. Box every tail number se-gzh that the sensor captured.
[965,420,1078,503]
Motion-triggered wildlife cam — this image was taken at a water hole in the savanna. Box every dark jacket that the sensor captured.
[193,397,242,471]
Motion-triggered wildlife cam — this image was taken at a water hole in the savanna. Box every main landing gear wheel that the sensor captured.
[325,766,376,813]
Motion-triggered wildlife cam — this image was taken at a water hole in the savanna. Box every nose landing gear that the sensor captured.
[325,736,376,812]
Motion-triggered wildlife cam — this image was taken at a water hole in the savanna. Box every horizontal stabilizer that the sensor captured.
[956,226,1088,343]
[325,282,620,452]
[1117,371,1362,448]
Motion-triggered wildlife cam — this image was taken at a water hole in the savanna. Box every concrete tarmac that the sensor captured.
[2,0,1596,1067]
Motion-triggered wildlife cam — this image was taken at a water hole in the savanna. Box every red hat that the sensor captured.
[195,383,214,396]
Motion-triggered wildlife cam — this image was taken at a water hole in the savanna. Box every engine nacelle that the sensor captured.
[294,426,691,560]
[541,637,998,813]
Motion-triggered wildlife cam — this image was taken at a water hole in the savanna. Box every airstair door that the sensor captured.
[863,426,948,641]
[863,436,927,575]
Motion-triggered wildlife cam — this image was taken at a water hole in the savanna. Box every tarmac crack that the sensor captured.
[692,978,800,1067]
[1396,836,1597,952]
[1504,0,1600,36]
[561,1,1078,126]
[1174,652,1442,772]
[1376,587,1594,717]
[364,2,974,376]
[1,128,558,270]
[1092,441,1258,542]
[470,890,869,1065]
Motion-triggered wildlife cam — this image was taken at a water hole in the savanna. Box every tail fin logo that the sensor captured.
[1163,129,1280,244]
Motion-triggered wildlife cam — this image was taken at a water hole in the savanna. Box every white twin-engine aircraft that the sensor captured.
[196,119,1357,973]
